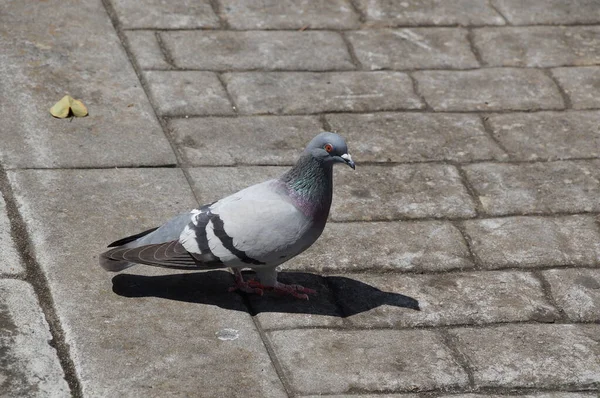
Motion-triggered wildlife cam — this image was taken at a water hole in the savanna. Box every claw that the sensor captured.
[270,282,317,300]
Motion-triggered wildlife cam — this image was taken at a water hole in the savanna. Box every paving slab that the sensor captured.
[487,111,600,161]
[219,0,360,30]
[110,0,219,29]
[290,221,473,273]
[347,28,478,70]
[462,215,600,269]
[441,394,597,398]
[413,69,564,111]
[329,271,558,328]
[8,169,286,397]
[325,112,505,163]
[144,71,234,116]
[124,31,171,70]
[0,0,175,168]
[450,324,600,388]
[0,279,69,397]
[331,164,477,221]
[473,27,600,68]
[355,0,505,27]
[222,72,424,114]
[188,165,477,221]
[161,31,354,71]
[268,329,468,395]
[0,195,23,275]
[544,268,600,322]
[552,67,600,110]
[491,0,600,25]
[463,160,600,215]
[169,116,323,166]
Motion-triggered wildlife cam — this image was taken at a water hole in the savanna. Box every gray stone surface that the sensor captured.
[268,329,468,395]
[325,112,505,163]
[463,160,600,215]
[0,0,176,168]
[219,0,360,29]
[0,196,23,275]
[355,0,505,27]
[162,31,354,71]
[347,28,479,70]
[544,268,600,322]
[144,71,234,116]
[552,67,600,110]
[413,69,564,111]
[331,271,558,328]
[332,164,477,220]
[111,0,219,29]
[473,27,600,68]
[124,31,171,70]
[491,0,600,25]
[169,116,323,166]
[441,394,597,398]
[463,216,600,269]
[223,72,424,114]
[0,279,69,397]
[189,164,476,221]
[487,111,600,161]
[291,221,473,273]
[8,169,286,397]
[450,324,600,388]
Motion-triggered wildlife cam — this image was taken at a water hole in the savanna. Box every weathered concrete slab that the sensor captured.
[0,196,23,275]
[325,112,505,163]
[268,329,468,395]
[111,0,219,29]
[450,324,600,388]
[552,67,600,110]
[473,27,600,68]
[222,72,424,114]
[463,160,600,215]
[462,215,600,269]
[544,268,600,322]
[219,0,360,29]
[330,271,558,328]
[124,31,170,70]
[441,393,597,398]
[169,116,323,166]
[491,0,600,25]
[144,71,234,116]
[0,0,176,168]
[162,31,354,71]
[0,279,69,397]
[413,69,564,111]
[290,221,473,273]
[487,111,600,161]
[188,165,476,220]
[347,28,478,70]
[355,0,505,27]
[332,164,477,220]
[8,169,286,397]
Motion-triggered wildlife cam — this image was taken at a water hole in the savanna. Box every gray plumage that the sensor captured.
[100,132,355,295]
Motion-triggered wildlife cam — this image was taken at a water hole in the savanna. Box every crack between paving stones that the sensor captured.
[0,166,83,398]
[154,31,177,69]
[451,220,485,270]
[208,0,230,29]
[543,68,573,109]
[478,113,512,159]
[347,0,366,24]
[100,0,204,205]
[455,164,484,216]
[340,32,363,70]
[487,0,510,25]
[440,329,476,389]
[216,72,239,114]
[466,28,485,67]
[532,271,569,322]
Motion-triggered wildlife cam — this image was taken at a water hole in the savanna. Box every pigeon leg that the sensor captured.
[228,268,265,296]
[271,282,317,300]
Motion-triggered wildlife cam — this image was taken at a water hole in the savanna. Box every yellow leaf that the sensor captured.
[49,95,89,118]
[70,99,88,117]
[49,95,72,118]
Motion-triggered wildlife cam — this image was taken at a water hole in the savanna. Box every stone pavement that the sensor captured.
[0,0,599,396]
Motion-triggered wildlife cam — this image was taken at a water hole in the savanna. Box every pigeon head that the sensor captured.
[304,132,355,170]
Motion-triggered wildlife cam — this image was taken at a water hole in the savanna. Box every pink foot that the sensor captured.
[269,282,317,300]
[228,278,265,296]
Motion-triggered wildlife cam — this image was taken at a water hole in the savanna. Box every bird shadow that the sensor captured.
[112,270,420,317]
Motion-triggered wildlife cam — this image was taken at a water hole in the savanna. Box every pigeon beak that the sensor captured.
[341,153,355,170]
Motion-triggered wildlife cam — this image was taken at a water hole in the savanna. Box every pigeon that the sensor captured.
[100,132,355,299]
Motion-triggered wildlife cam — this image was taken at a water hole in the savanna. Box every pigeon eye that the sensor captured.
[324,144,333,153]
